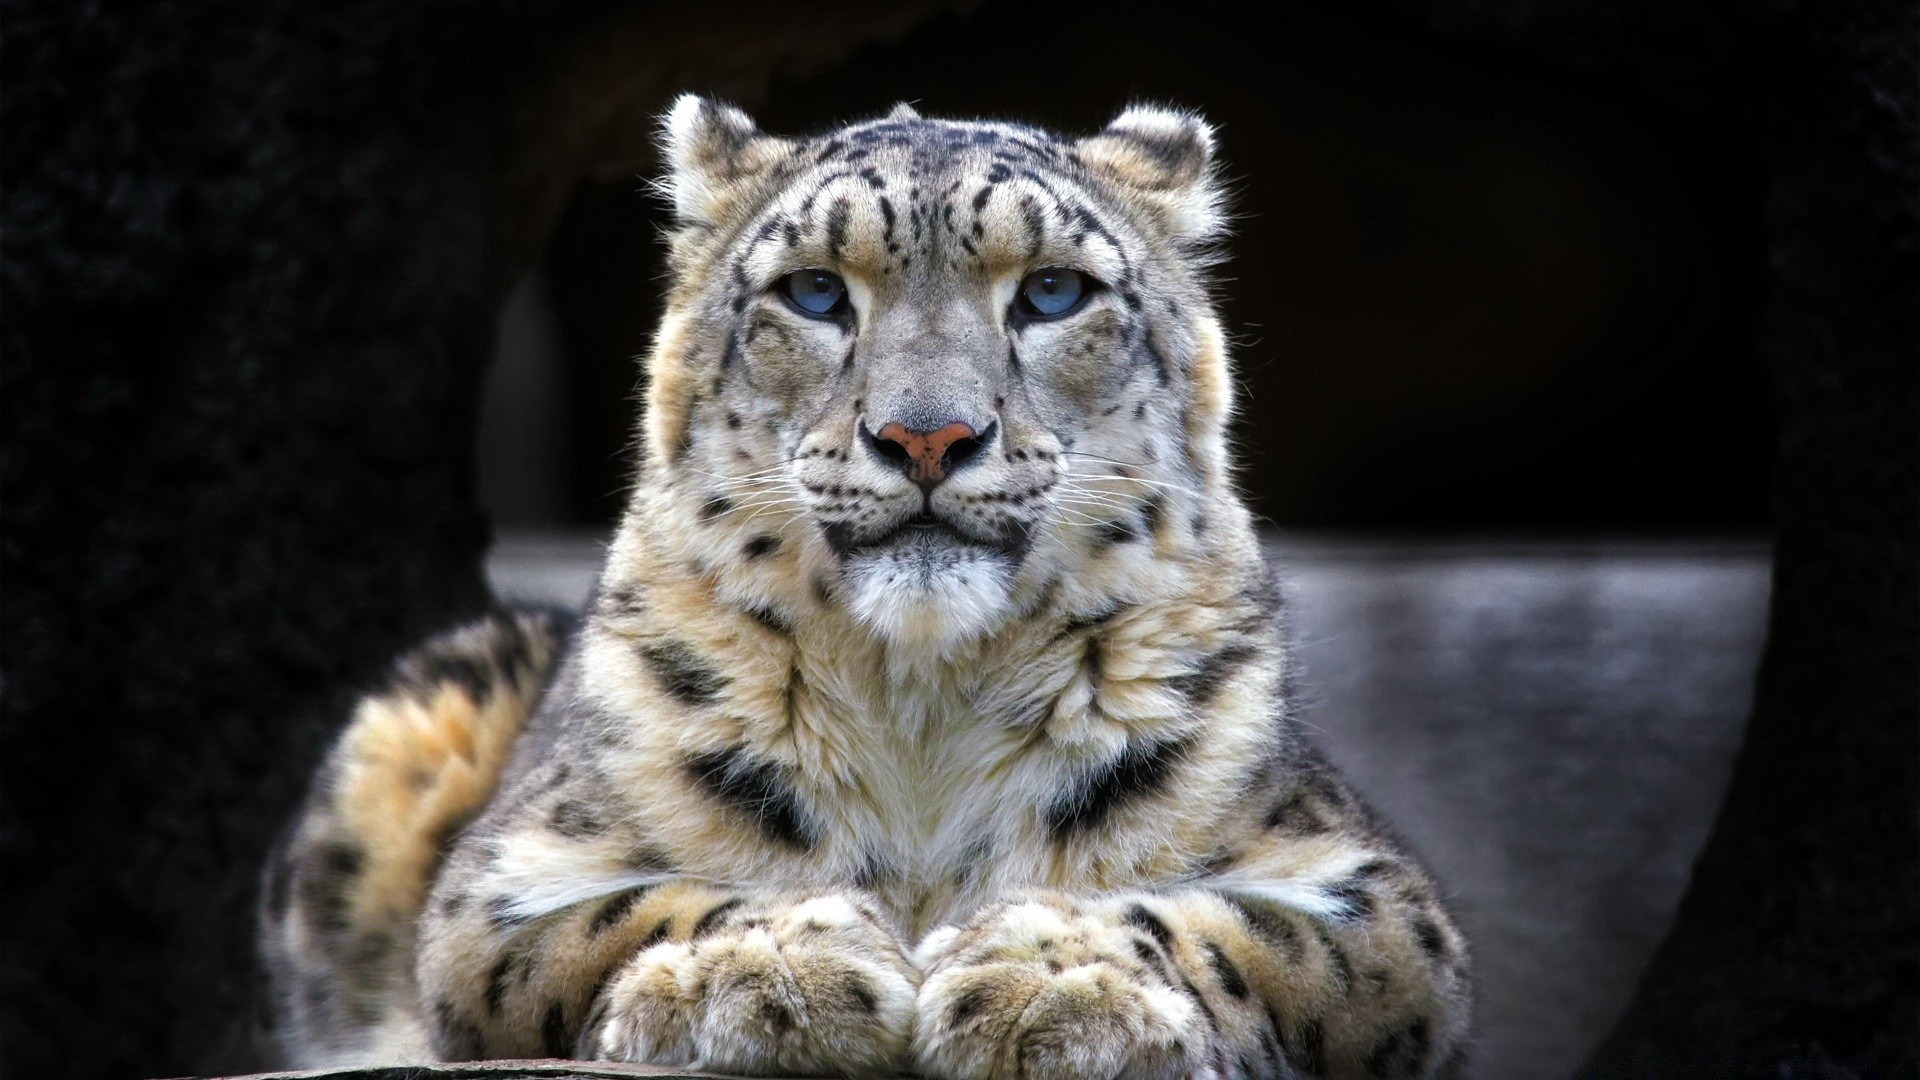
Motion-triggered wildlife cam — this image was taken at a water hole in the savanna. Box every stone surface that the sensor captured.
[207,1060,757,1079]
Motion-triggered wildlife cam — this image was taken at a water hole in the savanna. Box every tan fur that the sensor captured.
[264,99,1472,1078]
[260,611,561,1066]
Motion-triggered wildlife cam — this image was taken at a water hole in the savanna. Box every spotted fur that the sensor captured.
[263,97,1471,1077]
[259,611,563,1066]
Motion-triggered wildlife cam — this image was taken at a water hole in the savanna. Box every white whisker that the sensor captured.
[1049,506,1115,528]
[1054,487,1149,509]
[1056,496,1137,516]
[1058,450,1162,469]
[1065,472,1186,494]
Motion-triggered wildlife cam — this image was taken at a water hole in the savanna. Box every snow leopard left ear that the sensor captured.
[658,94,794,226]
[1077,105,1225,243]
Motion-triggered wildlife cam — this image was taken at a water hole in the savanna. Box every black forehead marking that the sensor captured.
[1011,168,1077,223]
[798,171,856,218]
[1000,165,1137,272]
[1006,134,1062,162]
[1018,197,1046,261]
[1070,204,1116,247]
[754,116,1140,277]
[846,120,915,144]
[838,118,1059,160]
[825,198,851,259]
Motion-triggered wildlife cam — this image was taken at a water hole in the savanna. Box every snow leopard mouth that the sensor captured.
[820,511,1032,563]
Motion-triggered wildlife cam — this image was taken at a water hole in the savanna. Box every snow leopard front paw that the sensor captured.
[912,896,1220,1080]
[586,893,916,1076]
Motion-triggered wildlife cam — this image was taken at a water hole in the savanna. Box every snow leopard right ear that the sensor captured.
[658,94,795,226]
[1076,104,1225,244]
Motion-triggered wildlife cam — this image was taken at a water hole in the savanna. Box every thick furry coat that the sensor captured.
[262,99,1471,1078]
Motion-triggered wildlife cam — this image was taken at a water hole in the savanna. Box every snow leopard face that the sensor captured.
[646,97,1231,644]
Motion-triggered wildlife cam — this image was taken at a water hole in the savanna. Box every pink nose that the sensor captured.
[871,421,981,491]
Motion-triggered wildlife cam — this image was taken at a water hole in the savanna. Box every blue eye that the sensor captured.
[779,269,848,318]
[1017,268,1089,320]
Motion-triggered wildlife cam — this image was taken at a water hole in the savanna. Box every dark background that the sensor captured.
[504,6,1773,533]
[2,1,1912,1078]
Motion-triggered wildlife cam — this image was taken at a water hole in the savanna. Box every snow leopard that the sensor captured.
[260,95,1471,1079]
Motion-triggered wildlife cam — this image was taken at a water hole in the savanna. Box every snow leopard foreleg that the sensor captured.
[417,859,916,1075]
[913,863,1469,1078]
